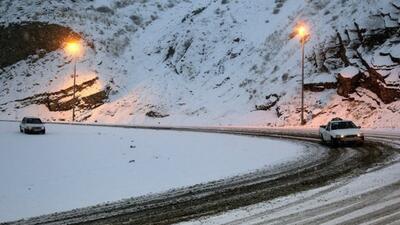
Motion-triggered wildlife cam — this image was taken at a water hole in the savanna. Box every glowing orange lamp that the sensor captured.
[294,23,310,125]
[65,41,82,57]
[64,40,84,122]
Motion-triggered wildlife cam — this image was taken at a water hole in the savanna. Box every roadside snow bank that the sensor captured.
[0,122,305,222]
[177,140,400,225]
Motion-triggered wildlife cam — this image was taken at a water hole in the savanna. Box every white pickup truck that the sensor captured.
[319,118,364,146]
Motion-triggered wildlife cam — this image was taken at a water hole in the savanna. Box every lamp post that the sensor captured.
[72,58,77,122]
[64,41,82,122]
[296,24,309,125]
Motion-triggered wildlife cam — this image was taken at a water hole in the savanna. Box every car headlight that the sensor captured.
[341,135,345,138]
[357,133,363,137]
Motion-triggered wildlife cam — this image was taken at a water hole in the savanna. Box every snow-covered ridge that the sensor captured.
[0,0,399,128]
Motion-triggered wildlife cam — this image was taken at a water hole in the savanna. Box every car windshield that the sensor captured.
[331,121,357,130]
[26,118,42,124]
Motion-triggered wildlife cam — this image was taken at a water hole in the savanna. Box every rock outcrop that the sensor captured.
[336,67,363,97]
[255,94,280,111]
[304,82,337,92]
[15,77,110,112]
[311,5,400,104]
[0,22,80,68]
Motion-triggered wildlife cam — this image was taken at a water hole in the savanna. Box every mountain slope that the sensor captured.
[0,0,399,127]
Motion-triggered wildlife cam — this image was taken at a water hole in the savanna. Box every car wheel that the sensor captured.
[331,137,338,147]
[42,130,46,135]
[320,134,326,144]
[20,127,23,133]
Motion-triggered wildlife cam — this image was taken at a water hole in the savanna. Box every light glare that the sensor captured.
[297,26,307,37]
[64,41,83,57]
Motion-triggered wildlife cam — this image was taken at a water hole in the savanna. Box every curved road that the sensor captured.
[4,125,400,225]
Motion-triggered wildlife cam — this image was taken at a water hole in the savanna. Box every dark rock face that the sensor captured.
[146,111,169,118]
[360,77,400,104]
[379,86,400,104]
[0,21,80,68]
[304,82,337,92]
[15,77,110,112]
[336,72,363,97]
[334,63,400,104]
[310,4,400,104]
[181,7,206,23]
[96,6,114,14]
[255,94,280,111]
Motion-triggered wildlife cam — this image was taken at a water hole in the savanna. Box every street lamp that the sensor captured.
[64,40,83,122]
[295,23,310,125]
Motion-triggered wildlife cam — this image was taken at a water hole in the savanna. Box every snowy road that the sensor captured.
[0,122,306,223]
[1,123,400,225]
[179,133,400,225]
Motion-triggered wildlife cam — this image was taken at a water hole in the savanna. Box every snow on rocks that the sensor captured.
[0,0,399,127]
[390,44,400,59]
[339,66,360,79]
[336,66,362,97]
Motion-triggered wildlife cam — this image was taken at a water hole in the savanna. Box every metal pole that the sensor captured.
[72,59,76,122]
[301,38,305,125]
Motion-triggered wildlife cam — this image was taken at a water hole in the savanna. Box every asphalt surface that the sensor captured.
[2,124,400,225]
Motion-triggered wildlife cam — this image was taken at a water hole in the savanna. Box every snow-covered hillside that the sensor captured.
[0,0,399,127]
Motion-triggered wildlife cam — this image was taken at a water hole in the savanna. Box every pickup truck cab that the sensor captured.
[319,118,364,146]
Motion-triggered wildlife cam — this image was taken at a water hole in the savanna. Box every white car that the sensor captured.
[319,118,364,146]
[20,117,46,134]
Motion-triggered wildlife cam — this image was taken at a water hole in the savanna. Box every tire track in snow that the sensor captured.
[2,123,399,225]
[201,136,400,225]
